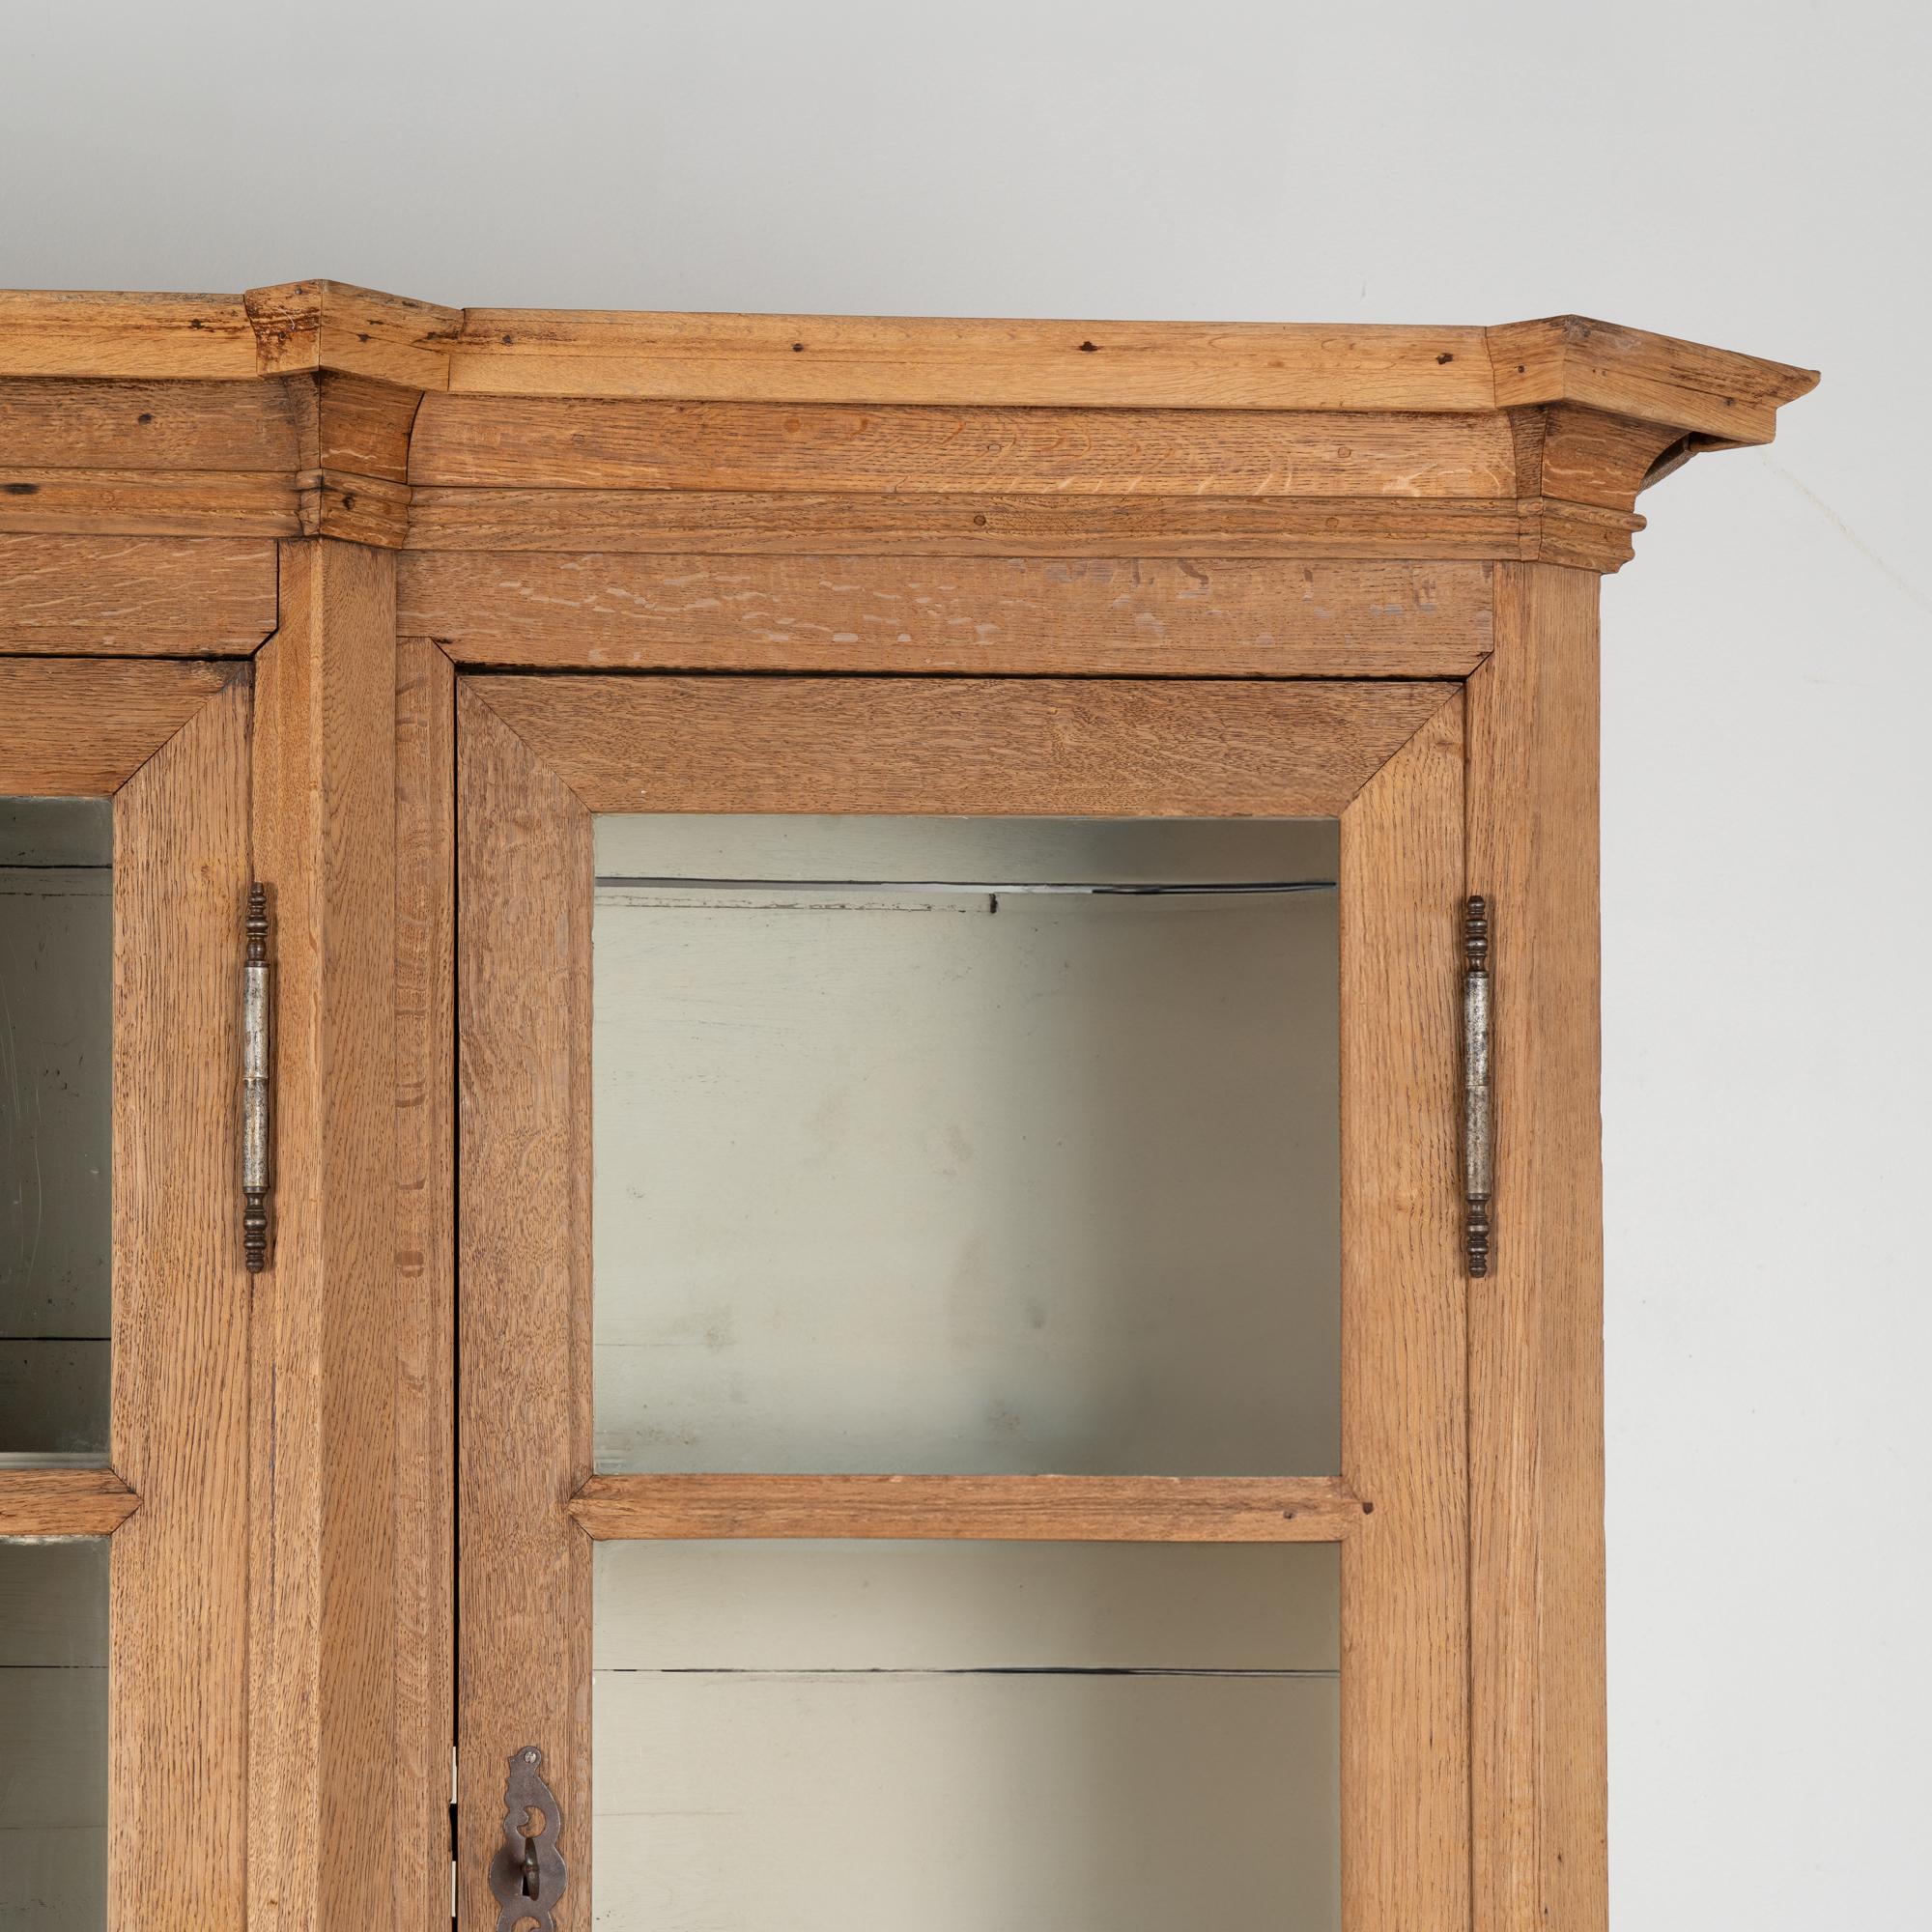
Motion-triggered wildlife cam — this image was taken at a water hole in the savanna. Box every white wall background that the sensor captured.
[5,0,1927,1918]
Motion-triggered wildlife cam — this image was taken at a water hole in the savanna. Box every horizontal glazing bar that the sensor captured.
[571,1473,1365,1543]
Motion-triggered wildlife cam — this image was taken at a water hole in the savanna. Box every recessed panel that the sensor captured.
[594,1540,1339,1932]
[592,816,1339,1475]
[0,800,112,1459]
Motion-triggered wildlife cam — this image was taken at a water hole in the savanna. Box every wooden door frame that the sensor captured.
[453,668,1468,1930]
[0,655,254,1927]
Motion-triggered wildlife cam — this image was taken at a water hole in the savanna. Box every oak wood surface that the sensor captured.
[0,289,258,380]
[1336,690,1470,1930]
[402,484,1532,554]
[0,467,301,537]
[108,668,253,1931]
[449,308,1814,427]
[394,636,457,1932]
[403,552,1493,676]
[0,1467,139,1536]
[1464,563,1608,1932]
[244,279,462,389]
[468,672,1452,818]
[0,535,277,653]
[453,309,1498,408]
[570,1475,1365,1542]
[457,684,595,1932]
[0,657,237,792]
[305,370,423,481]
[1516,405,1693,513]
[409,393,1520,496]
[247,541,401,1932]
[0,292,1817,440]
[1490,315,1814,441]
[0,377,303,470]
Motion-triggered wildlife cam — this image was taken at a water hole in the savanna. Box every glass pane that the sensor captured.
[595,1540,1338,1931]
[0,1539,108,1928]
[593,815,1338,1475]
[1,800,112,1459]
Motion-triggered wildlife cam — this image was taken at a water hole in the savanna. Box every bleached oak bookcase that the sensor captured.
[0,283,1813,1932]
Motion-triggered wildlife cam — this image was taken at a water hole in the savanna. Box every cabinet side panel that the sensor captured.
[109,670,253,1929]
[1465,562,1607,1932]
[1337,692,1470,1929]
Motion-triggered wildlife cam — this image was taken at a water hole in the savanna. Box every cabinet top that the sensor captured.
[0,280,1815,440]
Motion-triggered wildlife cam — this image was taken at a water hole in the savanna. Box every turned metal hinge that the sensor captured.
[1463,895,1492,1277]
[242,883,274,1273]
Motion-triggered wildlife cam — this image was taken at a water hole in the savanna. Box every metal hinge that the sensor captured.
[1463,895,1492,1278]
[242,883,274,1272]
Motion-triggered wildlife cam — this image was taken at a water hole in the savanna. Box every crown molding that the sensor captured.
[0,283,1817,571]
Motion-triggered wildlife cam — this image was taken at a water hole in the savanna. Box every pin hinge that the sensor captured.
[1463,895,1492,1277]
[242,883,273,1273]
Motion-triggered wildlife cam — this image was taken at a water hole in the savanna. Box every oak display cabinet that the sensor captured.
[0,282,1815,1932]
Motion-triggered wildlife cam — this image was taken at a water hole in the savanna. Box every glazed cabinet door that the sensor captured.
[0,658,253,1930]
[455,672,1469,1932]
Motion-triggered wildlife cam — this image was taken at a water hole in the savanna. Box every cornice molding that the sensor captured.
[0,283,1817,571]
[3,280,1816,418]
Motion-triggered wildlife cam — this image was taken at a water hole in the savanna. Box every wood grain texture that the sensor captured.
[247,541,400,1932]
[394,637,456,1932]
[1336,690,1470,1931]
[448,308,1815,431]
[307,371,423,481]
[310,470,412,547]
[0,657,237,791]
[0,1467,138,1536]
[401,491,1629,574]
[0,377,303,470]
[1516,405,1692,513]
[0,290,258,380]
[1490,316,1816,442]
[0,535,277,653]
[468,673,1452,818]
[1464,564,1608,1932]
[244,280,460,389]
[401,486,1531,556]
[0,467,300,536]
[402,552,1492,676]
[570,1475,1364,1542]
[452,309,1495,407]
[0,294,1817,443]
[409,392,1519,496]
[457,684,594,1932]
[108,668,253,1931]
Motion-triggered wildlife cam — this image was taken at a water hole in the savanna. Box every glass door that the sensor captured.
[456,673,1469,1931]
[0,661,253,1929]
